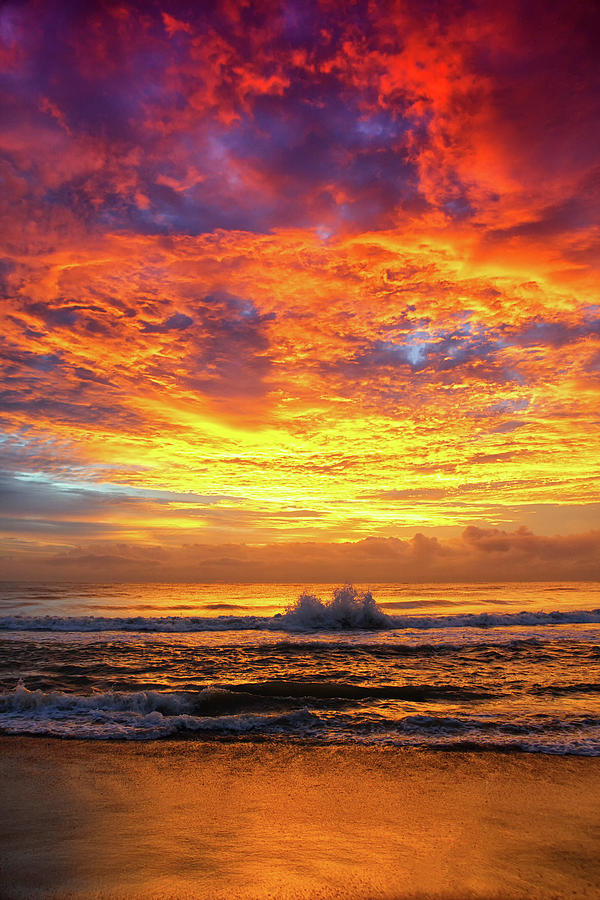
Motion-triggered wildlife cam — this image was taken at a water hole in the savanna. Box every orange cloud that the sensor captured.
[2,527,600,583]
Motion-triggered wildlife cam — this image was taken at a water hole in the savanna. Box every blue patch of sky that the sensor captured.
[4,471,243,505]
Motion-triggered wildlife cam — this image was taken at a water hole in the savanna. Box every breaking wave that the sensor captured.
[2,683,600,753]
[0,683,322,740]
[1,583,599,636]
[281,586,392,628]
[2,583,599,755]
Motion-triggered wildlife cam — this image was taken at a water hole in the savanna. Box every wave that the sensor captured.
[222,680,494,701]
[2,684,600,753]
[0,680,492,716]
[281,587,392,628]
[2,607,600,633]
[391,712,600,735]
[533,682,600,695]
[0,683,321,740]
[0,612,268,633]
[2,584,600,633]
[252,637,554,656]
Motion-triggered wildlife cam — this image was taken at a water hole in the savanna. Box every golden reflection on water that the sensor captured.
[3,581,599,619]
[2,738,600,898]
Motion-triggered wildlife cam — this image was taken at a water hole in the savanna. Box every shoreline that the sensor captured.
[1,737,600,898]
[3,730,600,756]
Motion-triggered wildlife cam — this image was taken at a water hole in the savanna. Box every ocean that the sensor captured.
[1,582,599,754]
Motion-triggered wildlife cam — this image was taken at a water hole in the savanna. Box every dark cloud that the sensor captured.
[462,525,600,564]
[502,317,600,350]
[490,419,528,434]
[485,195,598,243]
[179,292,275,398]
[0,471,242,524]
[0,0,425,237]
[1,348,63,373]
[469,451,519,464]
[24,303,79,328]
[140,312,193,333]
[322,325,518,396]
[0,392,144,431]
[319,309,600,407]
[0,257,15,296]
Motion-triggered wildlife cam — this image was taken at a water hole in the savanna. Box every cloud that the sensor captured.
[179,293,275,399]
[139,312,193,333]
[0,471,243,527]
[1,1,599,558]
[1,228,598,520]
[1,0,597,248]
[3,527,600,583]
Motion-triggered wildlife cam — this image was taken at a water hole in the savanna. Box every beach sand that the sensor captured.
[1,737,599,899]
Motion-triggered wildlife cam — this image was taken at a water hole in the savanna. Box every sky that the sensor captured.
[1,0,600,582]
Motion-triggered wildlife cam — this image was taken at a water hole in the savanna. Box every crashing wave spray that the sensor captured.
[279,584,392,629]
[1,583,600,632]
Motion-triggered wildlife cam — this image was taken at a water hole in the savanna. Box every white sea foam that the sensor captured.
[1,604,599,633]
[2,684,600,752]
[281,585,393,628]
[0,683,320,739]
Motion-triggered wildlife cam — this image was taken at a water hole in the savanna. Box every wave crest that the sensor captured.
[0,683,321,740]
[280,585,392,629]
[1,584,599,632]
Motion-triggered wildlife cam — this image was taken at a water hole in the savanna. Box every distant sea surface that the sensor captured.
[1,582,599,754]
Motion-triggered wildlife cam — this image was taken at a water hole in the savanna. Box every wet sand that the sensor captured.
[1,738,599,899]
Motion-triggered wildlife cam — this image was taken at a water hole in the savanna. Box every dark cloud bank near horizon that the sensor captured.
[3,527,600,583]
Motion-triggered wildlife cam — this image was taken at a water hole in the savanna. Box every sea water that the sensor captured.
[1,582,599,753]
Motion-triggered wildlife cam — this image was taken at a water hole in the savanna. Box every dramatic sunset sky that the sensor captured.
[1,0,599,581]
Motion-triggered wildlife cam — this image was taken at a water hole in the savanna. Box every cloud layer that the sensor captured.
[2,527,600,584]
[1,1,599,578]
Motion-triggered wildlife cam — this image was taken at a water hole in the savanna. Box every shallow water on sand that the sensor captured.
[2,739,600,899]
[0,582,599,752]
